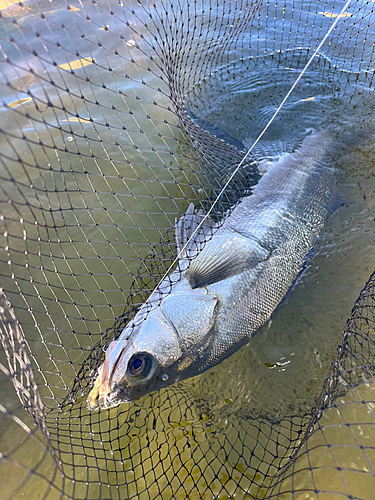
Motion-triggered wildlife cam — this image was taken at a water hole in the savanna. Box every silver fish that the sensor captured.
[87,130,336,410]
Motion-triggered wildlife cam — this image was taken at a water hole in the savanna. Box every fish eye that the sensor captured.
[127,352,154,378]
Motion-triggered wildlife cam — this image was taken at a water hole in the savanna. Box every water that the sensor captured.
[278,382,375,500]
[1,0,375,498]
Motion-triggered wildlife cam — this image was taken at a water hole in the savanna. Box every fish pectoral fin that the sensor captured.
[175,203,217,262]
[186,233,270,289]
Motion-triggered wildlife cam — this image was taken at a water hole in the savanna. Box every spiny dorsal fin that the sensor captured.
[175,203,217,264]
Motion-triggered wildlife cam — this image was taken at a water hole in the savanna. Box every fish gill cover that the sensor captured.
[0,0,375,499]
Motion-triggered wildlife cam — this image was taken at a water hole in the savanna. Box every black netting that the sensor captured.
[1,0,375,498]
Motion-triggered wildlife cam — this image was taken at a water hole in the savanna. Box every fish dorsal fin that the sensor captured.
[175,203,217,264]
[185,232,270,289]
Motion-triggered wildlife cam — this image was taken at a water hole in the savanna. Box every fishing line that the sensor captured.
[128,0,352,326]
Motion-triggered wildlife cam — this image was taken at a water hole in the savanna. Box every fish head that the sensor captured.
[87,290,218,409]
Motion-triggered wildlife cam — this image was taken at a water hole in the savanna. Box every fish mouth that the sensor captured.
[86,364,113,410]
[86,366,124,410]
[86,340,129,411]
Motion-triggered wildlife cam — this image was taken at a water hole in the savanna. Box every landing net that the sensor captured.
[1,0,375,499]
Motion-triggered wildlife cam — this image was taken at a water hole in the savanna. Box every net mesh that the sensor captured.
[0,0,375,498]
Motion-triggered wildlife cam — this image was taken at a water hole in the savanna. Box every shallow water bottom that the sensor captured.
[2,383,375,500]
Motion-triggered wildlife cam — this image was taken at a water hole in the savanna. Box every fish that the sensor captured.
[87,129,337,410]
